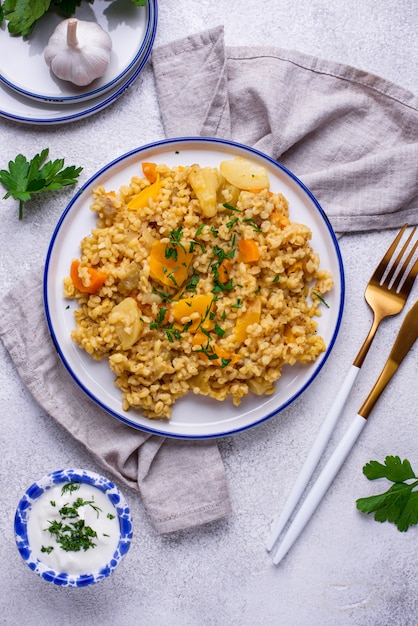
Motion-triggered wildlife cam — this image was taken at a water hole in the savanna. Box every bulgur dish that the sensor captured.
[63,157,333,420]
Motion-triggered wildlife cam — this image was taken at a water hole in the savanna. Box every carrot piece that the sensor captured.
[192,332,242,366]
[218,258,232,283]
[149,240,194,288]
[142,162,158,183]
[70,259,107,294]
[271,213,290,229]
[208,345,242,366]
[238,239,260,263]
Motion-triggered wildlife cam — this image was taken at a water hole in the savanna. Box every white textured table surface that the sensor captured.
[1,1,417,625]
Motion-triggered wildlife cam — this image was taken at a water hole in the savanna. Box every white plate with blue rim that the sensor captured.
[44,137,345,439]
[0,0,157,124]
[0,0,155,104]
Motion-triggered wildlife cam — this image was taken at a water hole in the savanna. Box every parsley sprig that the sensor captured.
[1,0,146,37]
[0,149,82,220]
[356,456,418,532]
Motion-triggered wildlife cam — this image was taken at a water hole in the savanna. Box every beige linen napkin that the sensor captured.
[152,25,418,233]
[0,272,231,533]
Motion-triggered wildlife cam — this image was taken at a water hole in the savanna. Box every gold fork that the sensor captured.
[266,224,418,552]
[354,224,418,367]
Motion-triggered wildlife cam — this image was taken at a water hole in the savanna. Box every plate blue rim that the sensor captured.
[43,136,345,440]
[0,0,157,124]
[0,0,154,104]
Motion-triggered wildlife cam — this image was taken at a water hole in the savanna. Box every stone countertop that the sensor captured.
[0,1,417,625]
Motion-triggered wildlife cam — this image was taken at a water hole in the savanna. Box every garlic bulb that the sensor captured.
[44,18,112,87]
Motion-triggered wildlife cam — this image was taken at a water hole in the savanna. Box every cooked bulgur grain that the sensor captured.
[63,158,333,419]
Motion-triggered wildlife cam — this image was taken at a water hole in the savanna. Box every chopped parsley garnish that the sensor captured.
[223,203,241,212]
[194,344,220,361]
[312,292,330,308]
[42,483,104,553]
[165,246,178,262]
[169,226,185,249]
[165,325,182,343]
[150,307,168,329]
[185,274,199,291]
[61,482,80,495]
[152,286,172,302]
[242,218,263,233]
[166,268,179,286]
[189,240,206,254]
[226,217,239,230]
[213,279,235,293]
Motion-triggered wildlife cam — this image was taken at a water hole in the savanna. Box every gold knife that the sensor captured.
[272,299,418,565]
[359,299,418,418]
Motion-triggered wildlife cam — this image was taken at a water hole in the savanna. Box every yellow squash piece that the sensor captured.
[234,297,262,342]
[220,157,269,191]
[108,297,143,350]
[173,295,215,332]
[127,175,161,210]
[149,240,194,288]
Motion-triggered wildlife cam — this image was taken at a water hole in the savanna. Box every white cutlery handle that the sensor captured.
[272,412,367,565]
[266,364,360,551]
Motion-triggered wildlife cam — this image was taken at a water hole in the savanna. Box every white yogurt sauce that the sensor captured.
[27,482,120,575]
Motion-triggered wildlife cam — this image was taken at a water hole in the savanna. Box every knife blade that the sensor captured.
[359,299,418,419]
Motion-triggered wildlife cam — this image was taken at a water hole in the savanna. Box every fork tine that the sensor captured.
[385,227,417,287]
[398,254,418,297]
[372,224,408,283]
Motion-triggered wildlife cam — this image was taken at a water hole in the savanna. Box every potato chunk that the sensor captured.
[108,297,143,349]
[188,165,221,217]
[220,157,269,190]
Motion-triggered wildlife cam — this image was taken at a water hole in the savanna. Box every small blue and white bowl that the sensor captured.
[14,469,133,587]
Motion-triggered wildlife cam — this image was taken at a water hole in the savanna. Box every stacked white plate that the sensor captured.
[0,0,157,124]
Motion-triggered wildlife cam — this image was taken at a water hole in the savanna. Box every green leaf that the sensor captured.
[2,0,145,36]
[397,491,418,532]
[3,0,51,36]
[53,0,87,18]
[0,149,82,219]
[356,456,418,532]
[362,455,416,483]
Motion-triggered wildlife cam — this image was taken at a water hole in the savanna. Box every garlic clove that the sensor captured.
[44,18,112,87]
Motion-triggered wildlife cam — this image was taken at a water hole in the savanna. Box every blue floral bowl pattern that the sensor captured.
[14,468,133,587]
